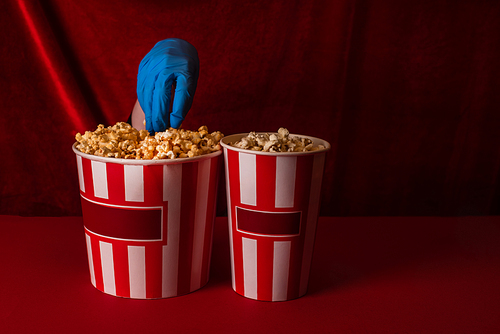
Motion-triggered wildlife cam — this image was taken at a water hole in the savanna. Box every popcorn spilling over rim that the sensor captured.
[75,122,224,159]
[231,128,325,152]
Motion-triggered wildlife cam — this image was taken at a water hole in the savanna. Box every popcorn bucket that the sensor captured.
[73,144,222,299]
[221,133,330,301]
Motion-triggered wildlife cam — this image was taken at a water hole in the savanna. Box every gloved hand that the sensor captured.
[137,38,199,133]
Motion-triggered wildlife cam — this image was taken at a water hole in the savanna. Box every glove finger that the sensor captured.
[137,57,158,133]
[151,70,175,133]
[171,72,198,129]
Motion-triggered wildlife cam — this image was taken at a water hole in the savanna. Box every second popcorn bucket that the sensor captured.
[221,132,330,301]
[73,144,222,299]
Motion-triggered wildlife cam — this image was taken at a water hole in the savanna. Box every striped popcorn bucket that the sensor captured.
[72,144,221,299]
[221,133,330,301]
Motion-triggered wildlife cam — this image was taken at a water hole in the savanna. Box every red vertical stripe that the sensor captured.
[224,148,237,290]
[106,163,125,203]
[200,156,221,285]
[256,238,274,300]
[143,164,169,245]
[112,241,130,298]
[144,165,164,206]
[294,155,314,212]
[177,162,198,295]
[286,239,302,300]
[89,233,104,292]
[145,244,163,298]
[81,158,94,199]
[288,155,315,299]
[256,155,277,211]
[227,149,245,295]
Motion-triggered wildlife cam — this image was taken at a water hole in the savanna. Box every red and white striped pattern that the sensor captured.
[223,147,327,301]
[75,152,221,299]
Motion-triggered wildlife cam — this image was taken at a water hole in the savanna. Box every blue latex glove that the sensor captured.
[137,38,199,133]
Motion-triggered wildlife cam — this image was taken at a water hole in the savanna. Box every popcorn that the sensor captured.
[232,128,325,152]
[75,123,224,159]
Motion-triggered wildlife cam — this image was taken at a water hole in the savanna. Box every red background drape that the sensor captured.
[1,0,500,217]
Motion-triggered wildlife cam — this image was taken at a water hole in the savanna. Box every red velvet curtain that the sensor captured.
[1,0,500,216]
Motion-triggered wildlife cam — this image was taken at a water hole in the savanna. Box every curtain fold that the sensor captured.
[14,0,95,132]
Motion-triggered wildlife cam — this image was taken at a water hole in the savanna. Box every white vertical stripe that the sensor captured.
[275,156,297,208]
[191,158,211,291]
[242,237,258,299]
[299,153,326,296]
[124,165,144,202]
[77,155,85,193]
[162,164,182,297]
[224,148,236,290]
[163,164,182,202]
[128,246,146,299]
[85,234,95,287]
[272,241,291,301]
[91,161,108,199]
[99,241,116,295]
[239,152,257,206]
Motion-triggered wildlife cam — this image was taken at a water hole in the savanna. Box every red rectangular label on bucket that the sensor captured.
[236,207,301,236]
[81,197,163,241]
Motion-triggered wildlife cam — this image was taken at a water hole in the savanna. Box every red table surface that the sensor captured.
[0,215,499,333]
